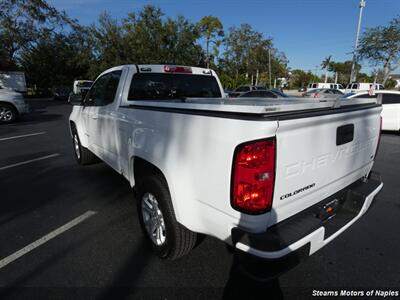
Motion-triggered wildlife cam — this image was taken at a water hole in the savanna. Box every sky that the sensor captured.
[48,0,400,75]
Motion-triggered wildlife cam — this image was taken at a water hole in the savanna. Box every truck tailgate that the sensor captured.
[270,105,381,226]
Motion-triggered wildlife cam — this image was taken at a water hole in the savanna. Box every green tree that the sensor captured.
[120,5,203,66]
[358,16,400,85]
[290,69,321,89]
[162,16,204,65]
[197,16,224,68]
[321,55,332,83]
[90,12,127,77]
[221,24,287,88]
[20,32,93,89]
[328,61,361,84]
[0,0,78,70]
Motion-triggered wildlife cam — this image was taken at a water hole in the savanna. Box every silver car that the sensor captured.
[302,88,344,99]
[0,86,30,123]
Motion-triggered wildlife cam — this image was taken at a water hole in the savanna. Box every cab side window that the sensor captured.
[85,71,122,106]
[382,94,400,104]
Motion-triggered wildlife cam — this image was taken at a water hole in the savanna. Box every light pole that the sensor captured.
[268,48,272,89]
[350,0,366,83]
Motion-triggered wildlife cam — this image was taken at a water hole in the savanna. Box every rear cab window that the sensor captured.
[382,94,400,104]
[128,73,222,100]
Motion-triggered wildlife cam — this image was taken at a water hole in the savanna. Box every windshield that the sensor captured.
[128,73,221,100]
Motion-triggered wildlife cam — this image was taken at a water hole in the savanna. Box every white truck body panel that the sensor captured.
[69,64,383,261]
[382,104,400,131]
[345,91,400,131]
[272,107,380,224]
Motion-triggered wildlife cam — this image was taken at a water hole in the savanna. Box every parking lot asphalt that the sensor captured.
[0,100,399,300]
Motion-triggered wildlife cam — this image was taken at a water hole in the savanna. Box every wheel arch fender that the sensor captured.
[130,156,181,222]
[0,101,18,115]
[69,119,89,148]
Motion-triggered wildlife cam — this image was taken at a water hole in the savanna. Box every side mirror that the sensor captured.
[68,93,84,106]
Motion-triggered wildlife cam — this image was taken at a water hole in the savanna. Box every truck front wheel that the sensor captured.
[136,175,197,260]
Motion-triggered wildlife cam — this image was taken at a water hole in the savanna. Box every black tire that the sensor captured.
[136,175,197,260]
[0,103,17,123]
[71,128,99,165]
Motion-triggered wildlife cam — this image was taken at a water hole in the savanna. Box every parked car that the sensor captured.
[53,86,73,101]
[344,83,384,94]
[239,89,287,98]
[69,64,383,278]
[307,82,344,92]
[270,88,289,98]
[0,85,29,123]
[344,90,400,132]
[298,86,306,92]
[302,88,344,98]
[229,85,265,97]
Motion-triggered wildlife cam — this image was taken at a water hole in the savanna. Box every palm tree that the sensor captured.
[321,55,332,83]
[328,62,339,84]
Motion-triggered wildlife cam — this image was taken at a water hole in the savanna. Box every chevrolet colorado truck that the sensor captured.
[69,65,383,271]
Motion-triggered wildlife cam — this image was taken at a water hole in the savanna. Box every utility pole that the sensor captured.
[268,48,272,89]
[350,0,366,83]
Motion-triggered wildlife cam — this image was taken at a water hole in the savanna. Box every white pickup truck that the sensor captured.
[69,64,383,274]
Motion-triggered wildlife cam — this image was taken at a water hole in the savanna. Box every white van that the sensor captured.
[345,83,384,94]
[307,83,344,92]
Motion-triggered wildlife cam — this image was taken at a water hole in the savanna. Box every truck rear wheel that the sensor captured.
[71,129,99,165]
[136,175,197,260]
[0,103,17,123]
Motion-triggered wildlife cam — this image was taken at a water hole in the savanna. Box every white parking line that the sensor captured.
[0,153,60,171]
[0,132,46,142]
[0,211,97,270]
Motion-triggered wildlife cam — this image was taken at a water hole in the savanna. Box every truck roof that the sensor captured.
[99,64,214,77]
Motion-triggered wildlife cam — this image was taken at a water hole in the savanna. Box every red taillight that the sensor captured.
[231,138,276,214]
[164,65,192,73]
[375,116,382,159]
